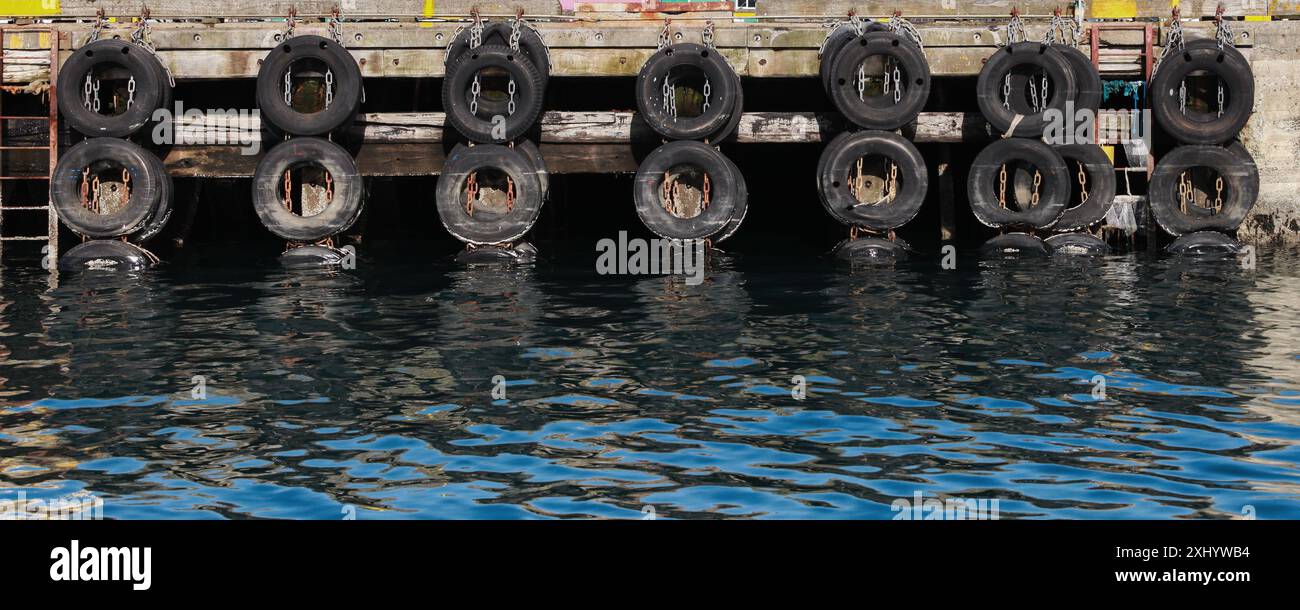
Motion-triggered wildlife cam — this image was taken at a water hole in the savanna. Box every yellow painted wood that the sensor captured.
[1092,0,1139,19]
[0,0,61,16]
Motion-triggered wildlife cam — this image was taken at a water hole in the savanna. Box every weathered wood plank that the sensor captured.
[6,1,568,18]
[756,1,1067,18]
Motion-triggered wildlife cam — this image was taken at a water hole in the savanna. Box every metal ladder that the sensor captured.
[0,26,59,265]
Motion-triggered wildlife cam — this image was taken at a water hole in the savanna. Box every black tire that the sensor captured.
[1149,144,1258,236]
[633,141,738,240]
[443,44,545,144]
[1059,44,1102,115]
[817,130,928,230]
[1045,232,1110,256]
[52,138,164,238]
[446,24,551,119]
[251,137,364,242]
[281,244,351,268]
[827,31,931,130]
[706,66,744,144]
[255,35,363,137]
[129,146,174,245]
[455,241,539,265]
[1053,143,1115,231]
[832,236,910,263]
[715,153,747,243]
[514,139,549,195]
[59,239,155,272]
[1165,230,1245,256]
[982,232,1052,257]
[636,43,738,141]
[57,39,166,138]
[819,21,889,96]
[967,138,1070,229]
[437,143,545,245]
[1150,38,1253,145]
[977,42,1078,138]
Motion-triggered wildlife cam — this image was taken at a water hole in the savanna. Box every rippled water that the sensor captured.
[2,244,1300,519]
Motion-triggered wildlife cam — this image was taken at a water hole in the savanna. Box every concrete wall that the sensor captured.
[1241,21,1300,243]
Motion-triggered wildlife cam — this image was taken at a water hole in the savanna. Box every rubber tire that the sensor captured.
[251,137,364,242]
[1150,38,1253,145]
[256,35,363,137]
[1183,140,1255,219]
[280,244,351,268]
[437,143,545,245]
[967,138,1070,229]
[443,44,545,144]
[818,130,928,230]
[833,236,910,263]
[57,39,165,138]
[633,141,738,240]
[129,147,174,245]
[1149,144,1258,236]
[636,43,738,141]
[819,21,890,96]
[514,139,549,195]
[715,153,747,243]
[447,24,550,120]
[1053,143,1115,231]
[982,232,1052,257]
[52,138,164,239]
[1045,232,1110,256]
[1165,230,1245,256]
[977,42,1078,138]
[706,65,744,144]
[456,241,539,265]
[1059,44,1102,115]
[59,239,155,272]
[827,31,931,131]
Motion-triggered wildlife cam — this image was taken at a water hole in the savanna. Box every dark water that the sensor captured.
[2,244,1300,519]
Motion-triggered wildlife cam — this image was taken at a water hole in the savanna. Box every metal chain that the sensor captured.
[325,69,334,109]
[702,172,711,210]
[1179,170,1191,213]
[888,13,924,52]
[88,10,107,43]
[465,171,478,216]
[1216,8,1232,117]
[1029,77,1041,113]
[888,161,898,202]
[325,172,334,202]
[509,14,523,51]
[1077,161,1089,204]
[506,176,516,213]
[130,13,174,87]
[702,77,712,114]
[1031,170,1042,208]
[1154,9,1185,77]
[284,67,293,106]
[283,169,293,210]
[126,75,136,108]
[857,61,866,102]
[662,171,675,214]
[508,77,517,116]
[892,59,902,104]
[470,73,481,115]
[1214,175,1224,213]
[1040,74,1049,111]
[283,8,297,41]
[703,21,716,48]
[849,12,865,37]
[1006,9,1027,45]
[80,168,91,210]
[470,9,484,49]
[122,167,131,201]
[1002,73,1011,110]
[658,19,672,50]
[329,7,344,45]
[998,164,1008,208]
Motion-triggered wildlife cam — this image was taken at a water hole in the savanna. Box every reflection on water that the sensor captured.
[2,245,1300,519]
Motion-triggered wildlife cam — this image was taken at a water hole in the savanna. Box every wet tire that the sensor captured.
[967,138,1070,229]
[832,236,910,264]
[57,40,166,138]
[514,138,549,196]
[1150,38,1253,145]
[52,138,165,239]
[1165,230,1246,256]
[255,35,363,137]
[1053,143,1115,231]
[820,21,889,96]
[827,31,931,130]
[456,241,539,265]
[706,64,744,144]
[977,42,1078,138]
[715,153,748,243]
[251,137,364,242]
[437,143,545,245]
[280,244,353,268]
[1045,232,1110,256]
[633,141,738,240]
[636,43,738,141]
[1148,144,1258,236]
[982,232,1052,257]
[817,130,928,230]
[59,239,155,272]
[443,44,545,143]
[129,146,174,245]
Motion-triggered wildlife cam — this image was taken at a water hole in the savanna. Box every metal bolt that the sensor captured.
[595,32,603,41]
[193,34,202,42]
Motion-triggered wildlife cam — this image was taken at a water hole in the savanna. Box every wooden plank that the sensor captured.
[9,1,567,19]
[755,1,1066,18]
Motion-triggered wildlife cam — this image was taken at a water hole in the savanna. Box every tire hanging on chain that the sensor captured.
[636,43,739,141]
[1148,144,1258,236]
[976,42,1078,138]
[251,137,364,242]
[714,152,748,243]
[443,44,546,144]
[255,35,363,137]
[967,137,1071,229]
[51,138,165,239]
[633,141,738,240]
[1150,38,1253,145]
[1052,143,1115,232]
[57,39,167,138]
[446,22,551,92]
[826,31,931,130]
[436,143,545,245]
[817,130,928,230]
[819,20,889,96]
[128,141,175,245]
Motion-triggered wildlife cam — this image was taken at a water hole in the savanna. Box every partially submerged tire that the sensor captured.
[827,31,931,130]
[967,138,1070,229]
[817,130,928,230]
[57,39,166,138]
[832,236,910,264]
[59,239,155,272]
[982,232,1052,257]
[977,42,1078,138]
[633,141,738,240]
[1045,232,1110,256]
[456,241,539,265]
[52,138,164,239]
[1053,143,1115,231]
[252,137,364,242]
[437,143,545,245]
[636,43,738,141]
[1150,38,1253,145]
[1148,144,1258,236]
[443,43,545,143]
[1165,230,1245,257]
[281,244,353,268]
[256,35,363,137]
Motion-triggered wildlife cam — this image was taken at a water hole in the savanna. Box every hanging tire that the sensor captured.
[255,35,363,137]
[1052,143,1115,231]
[251,137,364,242]
[51,138,165,239]
[633,141,738,240]
[443,44,545,144]
[706,64,744,144]
[982,232,1052,257]
[827,31,931,130]
[514,138,549,196]
[437,143,545,245]
[636,43,739,141]
[1046,232,1110,256]
[817,130,927,230]
[977,42,1078,138]
[59,240,156,272]
[1165,230,1245,256]
[1148,144,1258,236]
[715,153,748,243]
[1058,44,1102,115]
[967,137,1071,229]
[445,24,550,120]
[820,21,889,96]
[57,39,166,138]
[129,146,174,245]
[1150,38,1253,145]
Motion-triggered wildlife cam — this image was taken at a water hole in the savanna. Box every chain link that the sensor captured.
[1003,73,1012,110]
[1214,175,1224,213]
[283,168,293,211]
[329,7,344,45]
[508,77,517,116]
[126,75,136,109]
[702,21,716,48]
[470,73,481,115]
[888,13,924,52]
[1076,161,1089,204]
[702,77,712,114]
[1031,170,1042,208]
[1006,10,1027,45]
[325,68,334,109]
[284,66,293,106]
[998,164,1008,208]
[465,171,478,216]
[658,19,672,50]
